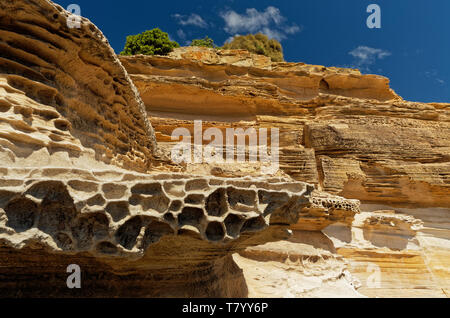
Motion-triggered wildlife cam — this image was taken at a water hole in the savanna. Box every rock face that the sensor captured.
[0,0,361,297]
[120,48,449,209]
[0,0,448,298]
[121,47,450,298]
[0,0,157,173]
[0,167,329,297]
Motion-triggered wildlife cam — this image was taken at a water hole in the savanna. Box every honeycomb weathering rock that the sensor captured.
[0,0,157,172]
[0,169,317,257]
[0,168,362,297]
[0,0,360,297]
[0,0,449,298]
[294,191,360,231]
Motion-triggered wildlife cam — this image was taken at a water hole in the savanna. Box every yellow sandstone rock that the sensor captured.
[0,0,448,298]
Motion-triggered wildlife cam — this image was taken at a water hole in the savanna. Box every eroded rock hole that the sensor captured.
[0,99,11,112]
[105,201,129,222]
[163,182,185,197]
[71,213,110,249]
[205,188,228,217]
[102,183,127,200]
[87,194,106,207]
[68,180,98,193]
[169,200,182,212]
[178,207,204,227]
[38,203,76,233]
[26,181,73,207]
[131,183,162,196]
[131,194,170,213]
[319,79,330,92]
[224,213,245,238]
[54,119,70,131]
[205,222,225,241]
[141,221,174,250]
[227,187,256,208]
[185,194,204,205]
[241,216,267,233]
[185,179,209,192]
[164,212,175,223]
[115,216,142,250]
[258,190,289,216]
[5,197,38,231]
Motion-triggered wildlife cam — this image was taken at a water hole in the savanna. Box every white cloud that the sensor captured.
[260,27,286,41]
[177,29,186,40]
[172,13,208,28]
[220,6,300,41]
[348,46,391,71]
[285,25,301,34]
[425,70,446,85]
[221,7,283,33]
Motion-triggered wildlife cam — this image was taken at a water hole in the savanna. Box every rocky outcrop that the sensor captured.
[0,166,333,297]
[0,0,448,298]
[121,47,449,209]
[322,210,449,297]
[0,0,157,173]
[0,0,362,297]
[121,47,450,298]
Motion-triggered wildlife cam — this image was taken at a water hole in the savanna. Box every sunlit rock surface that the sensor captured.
[122,46,450,298]
[0,0,362,297]
[0,0,448,298]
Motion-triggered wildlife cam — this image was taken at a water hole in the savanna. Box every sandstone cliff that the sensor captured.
[0,0,360,297]
[0,0,157,173]
[0,0,448,298]
[120,47,450,297]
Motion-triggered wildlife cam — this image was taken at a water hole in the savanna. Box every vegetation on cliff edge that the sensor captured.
[190,36,215,48]
[120,28,180,56]
[222,33,284,62]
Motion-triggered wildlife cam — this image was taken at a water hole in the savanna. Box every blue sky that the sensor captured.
[54,0,450,103]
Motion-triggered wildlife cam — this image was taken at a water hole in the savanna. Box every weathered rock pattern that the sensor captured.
[0,0,448,298]
[0,0,157,173]
[121,47,450,297]
[294,190,360,231]
[0,0,361,297]
[323,209,449,297]
[0,166,333,297]
[120,48,449,209]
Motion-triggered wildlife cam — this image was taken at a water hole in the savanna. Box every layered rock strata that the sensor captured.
[121,48,450,209]
[0,0,157,173]
[0,0,361,297]
[121,47,450,298]
[0,0,448,298]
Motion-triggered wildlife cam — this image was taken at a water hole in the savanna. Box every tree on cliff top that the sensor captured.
[120,28,180,56]
[190,36,215,48]
[222,33,284,62]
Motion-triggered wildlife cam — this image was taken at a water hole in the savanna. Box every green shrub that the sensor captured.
[222,33,284,62]
[190,36,215,48]
[120,28,180,56]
